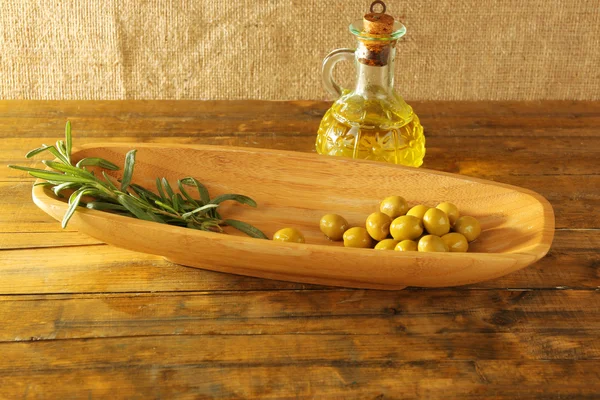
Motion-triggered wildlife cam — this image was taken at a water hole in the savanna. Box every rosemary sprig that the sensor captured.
[8,121,268,239]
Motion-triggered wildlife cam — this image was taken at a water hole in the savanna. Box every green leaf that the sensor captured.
[86,201,128,212]
[25,144,70,164]
[45,179,74,186]
[56,140,69,162]
[8,165,91,183]
[32,172,90,183]
[43,160,95,179]
[68,188,87,205]
[154,200,179,215]
[172,193,184,213]
[161,177,175,199]
[8,165,58,174]
[118,194,164,223]
[65,121,72,163]
[62,188,90,228]
[209,194,257,207]
[177,180,200,208]
[78,189,110,200]
[76,157,119,171]
[180,203,197,212]
[180,177,209,205]
[181,204,220,219]
[155,178,167,201]
[200,219,223,232]
[130,184,161,203]
[120,149,137,191]
[102,171,118,191]
[47,146,70,165]
[25,144,52,158]
[224,219,268,239]
[52,182,79,198]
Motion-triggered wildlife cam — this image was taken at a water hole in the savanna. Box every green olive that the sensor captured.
[343,227,373,248]
[366,211,392,241]
[389,215,423,241]
[273,227,305,243]
[423,208,451,236]
[436,202,460,226]
[418,235,448,252]
[454,216,481,242]
[374,239,399,250]
[319,213,349,241]
[406,204,430,221]
[379,196,409,219]
[394,239,418,252]
[441,232,469,252]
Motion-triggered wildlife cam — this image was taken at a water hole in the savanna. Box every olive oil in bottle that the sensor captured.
[316,95,425,166]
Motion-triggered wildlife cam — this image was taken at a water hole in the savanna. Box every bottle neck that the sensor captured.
[354,41,395,98]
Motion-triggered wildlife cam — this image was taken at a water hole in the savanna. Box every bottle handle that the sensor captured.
[322,48,355,98]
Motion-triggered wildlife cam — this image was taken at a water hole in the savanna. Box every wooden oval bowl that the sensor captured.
[32,144,555,290]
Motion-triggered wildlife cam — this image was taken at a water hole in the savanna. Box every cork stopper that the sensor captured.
[363,1,394,35]
[358,1,396,66]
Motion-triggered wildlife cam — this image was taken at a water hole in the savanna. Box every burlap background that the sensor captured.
[1,0,598,100]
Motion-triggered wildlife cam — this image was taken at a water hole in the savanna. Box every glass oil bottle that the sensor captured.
[316,1,425,167]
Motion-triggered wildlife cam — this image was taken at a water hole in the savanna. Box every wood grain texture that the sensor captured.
[1,289,598,341]
[3,362,600,399]
[4,136,600,179]
[0,100,598,399]
[1,101,600,137]
[1,334,598,369]
[0,232,101,249]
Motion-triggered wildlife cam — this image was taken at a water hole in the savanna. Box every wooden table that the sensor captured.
[1,100,599,399]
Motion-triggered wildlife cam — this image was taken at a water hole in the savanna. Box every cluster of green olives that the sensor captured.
[318,196,481,252]
[270,196,481,253]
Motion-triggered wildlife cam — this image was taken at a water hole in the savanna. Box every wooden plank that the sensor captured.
[0,182,63,234]
[2,361,599,399]
[0,289,598,342]
[424,136,600,176]
[0,100,329,120]
[0,333,599,369]
[1,100,599,138]
[0,245,323,294]
[0,232,102,249]
[0,230,597,293]
[0,135,315,163]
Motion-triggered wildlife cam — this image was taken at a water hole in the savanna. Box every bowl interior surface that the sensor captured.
[71,144,551,256]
